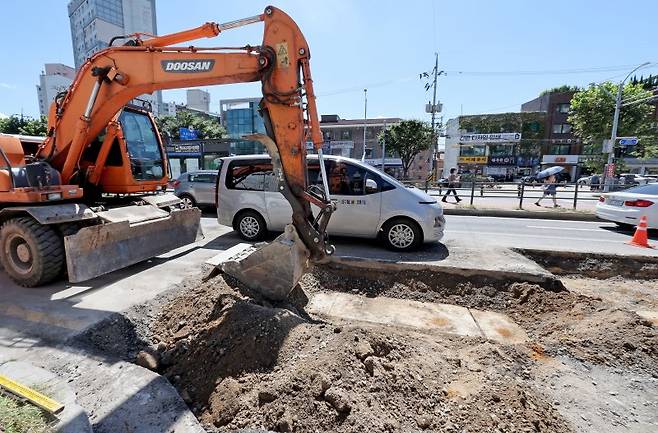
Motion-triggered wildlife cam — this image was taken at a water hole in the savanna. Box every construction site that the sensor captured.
[42,240,650,433]
[0,3,657,433]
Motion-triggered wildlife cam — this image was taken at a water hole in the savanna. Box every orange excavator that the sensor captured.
[0,6,334,297]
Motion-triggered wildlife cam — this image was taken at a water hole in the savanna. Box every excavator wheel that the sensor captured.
[0,217,65,287]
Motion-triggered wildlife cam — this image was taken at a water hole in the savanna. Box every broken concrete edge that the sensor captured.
[325,255,566,292]
[443,207,597,221]
[516,247,658,279]
[0,360,92,433]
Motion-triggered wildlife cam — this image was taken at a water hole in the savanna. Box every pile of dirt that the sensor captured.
[137,264,657,432]
[149,274,570,432]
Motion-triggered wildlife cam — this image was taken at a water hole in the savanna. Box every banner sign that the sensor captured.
[458,156,487,164]
[459,132,521,143]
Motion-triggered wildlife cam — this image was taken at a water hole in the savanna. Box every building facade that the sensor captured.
[36,64,76,116]
[186,89,210,113]
[67,0,162,113]
[219,97,267,155]
[444,112,546,179]
[521,90,582,178]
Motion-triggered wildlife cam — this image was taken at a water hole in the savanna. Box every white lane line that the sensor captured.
[526,225,603,232]
[445,215,608,225]
[447,229,621,243]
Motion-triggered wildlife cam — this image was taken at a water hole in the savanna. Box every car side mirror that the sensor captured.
[365,178,378,194]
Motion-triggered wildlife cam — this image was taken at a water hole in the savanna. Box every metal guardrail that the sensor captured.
[399,179,636,210]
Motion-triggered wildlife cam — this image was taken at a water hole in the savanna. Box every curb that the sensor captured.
[443,207,598,221]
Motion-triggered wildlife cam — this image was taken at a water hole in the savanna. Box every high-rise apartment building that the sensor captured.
[67,0,161,112]
[36,63,76,116]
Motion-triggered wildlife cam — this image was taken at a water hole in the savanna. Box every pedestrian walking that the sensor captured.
[442,168,462,203]
[535,175,559,208]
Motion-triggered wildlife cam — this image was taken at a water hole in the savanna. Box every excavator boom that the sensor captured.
[34,6,333,295]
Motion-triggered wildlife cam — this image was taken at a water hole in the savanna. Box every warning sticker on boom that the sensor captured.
[275,42,290,68]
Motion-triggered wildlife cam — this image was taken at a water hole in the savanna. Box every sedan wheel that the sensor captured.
[382,218,421,251]
[179,196,195,209]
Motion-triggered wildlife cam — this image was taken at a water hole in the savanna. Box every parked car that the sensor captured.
[619,173,652,186]
[173,169,219,208]
[596,183,658,228]
[216,154,445,251]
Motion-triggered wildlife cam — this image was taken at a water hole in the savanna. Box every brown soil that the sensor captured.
[146,265,658,433]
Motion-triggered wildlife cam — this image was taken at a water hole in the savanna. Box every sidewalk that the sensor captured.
[436,192,598,221]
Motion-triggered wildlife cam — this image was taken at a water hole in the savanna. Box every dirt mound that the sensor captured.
[140,264,658,432]
[147,275,574,432]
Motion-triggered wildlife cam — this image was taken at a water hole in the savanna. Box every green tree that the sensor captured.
[156,110,226,140]
[378,120,433,179]
[0,115,47,136]
[569,82,657,173]
[540,85,581,96]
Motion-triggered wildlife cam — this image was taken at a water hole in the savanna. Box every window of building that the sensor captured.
[488,144,515,156]
[556,103,570,114]
[550,144,571,155]
[459,145,486,156]
[552,123,572,134]
[341,129,352,140]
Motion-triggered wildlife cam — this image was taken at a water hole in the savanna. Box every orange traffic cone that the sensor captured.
[629,215,654,248]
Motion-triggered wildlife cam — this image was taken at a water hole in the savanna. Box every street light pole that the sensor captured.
[603,61,650,192]
[361,88,368,161]
[381,120,387,172]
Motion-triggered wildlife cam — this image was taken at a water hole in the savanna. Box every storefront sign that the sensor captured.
[488,155,516,166]
[541,154,579,164]
[459,133,521,143]
[458,156,487,164]
[166,143,202,156]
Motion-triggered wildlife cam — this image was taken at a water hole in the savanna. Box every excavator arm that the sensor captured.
[37,6,334,290]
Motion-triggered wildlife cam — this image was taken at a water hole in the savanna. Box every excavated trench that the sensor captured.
[75,253,658,433]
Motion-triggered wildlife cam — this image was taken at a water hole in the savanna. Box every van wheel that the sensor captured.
[235,211,267,241]
[0,217,64,287]
[179,194,195,209]
[381,217,422,251]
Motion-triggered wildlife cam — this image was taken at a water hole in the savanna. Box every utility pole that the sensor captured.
[361,88,368,161]
[603,61,650,192]
[430,53,439,175]
[381,120,387,172]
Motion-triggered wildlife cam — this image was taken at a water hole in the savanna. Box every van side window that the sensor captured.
[226,160,271,191]
[188,173,216,183]
[326,161,366,195]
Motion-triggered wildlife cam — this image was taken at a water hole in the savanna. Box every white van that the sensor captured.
[216,154,445,251]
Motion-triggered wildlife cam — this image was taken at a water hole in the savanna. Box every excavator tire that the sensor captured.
[0,217,65,287]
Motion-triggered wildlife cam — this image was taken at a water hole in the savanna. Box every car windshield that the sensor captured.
[623,184,658,195]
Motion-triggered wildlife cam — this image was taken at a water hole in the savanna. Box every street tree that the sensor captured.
[378,119,433,179]
[156,111,226,140]
[0,115,48,136]
[568,82,657,173]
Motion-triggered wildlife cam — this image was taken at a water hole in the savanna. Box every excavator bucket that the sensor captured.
[220,224,310,301]
[64,204,202,283]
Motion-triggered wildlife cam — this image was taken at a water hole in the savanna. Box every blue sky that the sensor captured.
[1,0,657,122]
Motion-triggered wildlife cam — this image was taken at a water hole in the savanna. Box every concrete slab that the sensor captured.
[0,360,92,433]
[469,308,528,344]
[309,292,481,337]
[307,292,527,344]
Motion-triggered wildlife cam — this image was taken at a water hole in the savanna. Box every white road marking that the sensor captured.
[446,229,621,243]
[526,225,603,232]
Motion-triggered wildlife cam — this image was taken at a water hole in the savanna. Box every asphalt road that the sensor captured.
[442,215,657,256]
